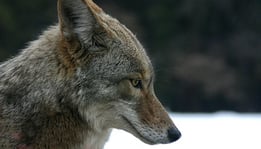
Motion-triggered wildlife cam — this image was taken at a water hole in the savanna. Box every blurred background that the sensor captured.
[0,0,260,112]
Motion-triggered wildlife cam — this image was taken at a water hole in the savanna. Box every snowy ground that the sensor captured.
[105,112,261,149]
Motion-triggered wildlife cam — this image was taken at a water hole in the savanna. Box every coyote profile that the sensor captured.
[0,0,181,148]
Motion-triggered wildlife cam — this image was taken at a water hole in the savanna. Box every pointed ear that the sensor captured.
[57,0,102,45]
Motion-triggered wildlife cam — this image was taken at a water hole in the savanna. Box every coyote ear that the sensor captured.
[57,0,103,45]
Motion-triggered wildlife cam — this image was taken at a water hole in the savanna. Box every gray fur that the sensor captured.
[0,0,180,149]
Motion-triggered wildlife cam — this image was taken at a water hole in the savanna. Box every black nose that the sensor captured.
[167,127,181,142]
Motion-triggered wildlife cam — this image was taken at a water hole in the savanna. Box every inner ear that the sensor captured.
[58,0,98,45]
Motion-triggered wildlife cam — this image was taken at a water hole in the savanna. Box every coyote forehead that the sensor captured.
[88,6,152,75]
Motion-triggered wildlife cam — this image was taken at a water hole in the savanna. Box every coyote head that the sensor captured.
[57,0,181,145]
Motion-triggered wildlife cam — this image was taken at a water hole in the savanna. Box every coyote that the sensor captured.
[0,0,181,148]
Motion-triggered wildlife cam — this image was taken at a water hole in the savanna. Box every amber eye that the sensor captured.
[130,79,143,89]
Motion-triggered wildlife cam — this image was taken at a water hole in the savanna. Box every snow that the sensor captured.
[105,112,261,149]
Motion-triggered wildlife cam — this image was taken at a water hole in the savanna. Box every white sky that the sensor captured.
[105,112,261,149]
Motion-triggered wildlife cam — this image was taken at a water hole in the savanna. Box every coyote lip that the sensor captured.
[121,116,156,145]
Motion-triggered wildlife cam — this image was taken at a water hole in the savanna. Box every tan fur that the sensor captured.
[85,0,103,14]
[57,37,79,76]
[0,0,181,148]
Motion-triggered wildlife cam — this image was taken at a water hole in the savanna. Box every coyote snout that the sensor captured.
[105,65,181,145]
[0,0,181,148]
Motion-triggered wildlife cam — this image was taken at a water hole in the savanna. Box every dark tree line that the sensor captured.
[0,0,260,112]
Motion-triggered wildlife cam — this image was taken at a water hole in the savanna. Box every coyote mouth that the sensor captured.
[121,116,155,145]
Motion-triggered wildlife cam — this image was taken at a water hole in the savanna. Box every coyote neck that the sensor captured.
[11,109,111,149]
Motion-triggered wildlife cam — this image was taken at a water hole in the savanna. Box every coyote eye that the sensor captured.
[130,79,143,89]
